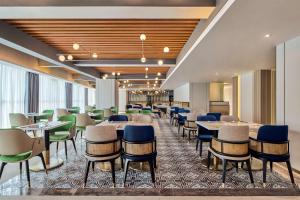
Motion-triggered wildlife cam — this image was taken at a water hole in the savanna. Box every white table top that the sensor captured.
[18,121,69,131]
[178,113,189,117]
[98,120,159,133]
[25,113,48,117]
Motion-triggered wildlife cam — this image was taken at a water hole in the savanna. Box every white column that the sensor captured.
[95,79,115,109]
[118,88,127,113]
[189,82,209,113]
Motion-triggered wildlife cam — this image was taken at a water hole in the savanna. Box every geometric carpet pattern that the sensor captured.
[0,118,298,196]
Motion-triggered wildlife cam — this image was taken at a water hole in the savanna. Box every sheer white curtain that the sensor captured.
[39,74,66,112]
[88,88,96,106]
[0,61,26,128]
[72,84,85,113]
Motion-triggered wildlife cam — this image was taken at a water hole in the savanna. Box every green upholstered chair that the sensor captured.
[69,107,80,114]
[76,113,102,139]
[36,110,54,122]
[92,109,104,121]
[141,110,152,115]
[126,109,140,114]
[50,115,77,160]
[0,129,47,187]
[56,108,71,118]
[110,106,118,114]
[9,113,32,128]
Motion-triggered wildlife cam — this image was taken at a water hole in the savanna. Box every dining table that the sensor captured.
[18,121,70,171]
[196,120,263,171]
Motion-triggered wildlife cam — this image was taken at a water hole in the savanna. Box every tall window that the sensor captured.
[88,88,96,106]
[0,61,26,128]
[72,84,85,113]
[39,74,66,112]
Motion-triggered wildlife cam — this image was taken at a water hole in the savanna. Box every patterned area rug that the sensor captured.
[0,118,298,196]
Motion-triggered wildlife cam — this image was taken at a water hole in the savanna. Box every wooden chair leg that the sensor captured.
[148,160,155,183]
[84,160,91,187]
[0,162,7,180]
[64,141,68,160]
[110,160,116,187]
[71,138,77,154]
[286,160,295,184]
[246,160,254,184]
[262,159,267,184]
[123,159,130,185]
[222,159,228,184]
[25,160,31,187]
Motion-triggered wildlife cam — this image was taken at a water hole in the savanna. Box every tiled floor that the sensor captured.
[0,118,299,196]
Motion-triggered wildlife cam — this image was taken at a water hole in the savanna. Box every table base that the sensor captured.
[30,158,64,172]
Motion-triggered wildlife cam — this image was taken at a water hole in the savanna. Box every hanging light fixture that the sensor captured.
[141,56,146,63]
[112,72,116,76]
[73,43,80,50]
[140,34,146,41]
[157,72,161,76]
[155,77,158,80]
[158,60,163,66]
[58,55,65,62]
[155,80,158,84]
[140,34,146,63]
[145,67,149,71]
[145,75,148,79]
[67,55,73,60]
[117,72,121,76]
[163,47,169,53]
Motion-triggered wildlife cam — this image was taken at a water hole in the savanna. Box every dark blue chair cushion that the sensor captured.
[178,114,187,125]
[197,134,213,141]
[124,125,154,142]
[108,115,128,122]
[257,125,288,142]
[250,150,290,162]
[207,112,222,121]
[122,152,157,161]
[197,115,217,121]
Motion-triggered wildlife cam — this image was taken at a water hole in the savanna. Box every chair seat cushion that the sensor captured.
[208,147,250,161]
[122,152,157,162]
[84,153,120,162]
[250,150,290,162]
[50,131,69,141]
[0,151,32,163]
[198,134,213,141]
[95,120,102,124]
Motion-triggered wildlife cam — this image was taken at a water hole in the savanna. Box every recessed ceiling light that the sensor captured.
[102,76,106,79]
[73,43,80,50]
[140,34,146,41]
[265,34,271,38]
[147,81,150,85]
[104,74,108,77]
[123,81,126,83]
[155,80,158,84]
[145,67,149,71]
[122,85,125,89]
[112,72,116,76]
[163,47,170,53]
[154,84,156,87]
[158,60,163,66]
[157,72,161,76]
[67,55,73,60]
[141,56,146,63]
[155,77,158,80]
[145,75,148,79]
[58,55,65,62]
[92,53,98,58]
[117,72,121,76]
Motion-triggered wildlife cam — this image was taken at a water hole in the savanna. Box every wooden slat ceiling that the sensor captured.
[7,19,199,87]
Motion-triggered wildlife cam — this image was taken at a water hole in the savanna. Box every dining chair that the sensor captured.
[108,115,128,122]
[76,113,102,139]
[169,106,178,124]
[84,125,121,187]
[103,108,113,120]
[196,115,217,157]
[36,110,54,122]
[182,112,198,140]
[207,125,254,186]
[141,110,152,115]
[70,106,80,114]
[9,113,32,128]
[50,115,77,160]
[92,109,104,121]
[220,115,239,122]
[0,129,47,187]
[207,112,222,121]
[110,106,118,114]
[131,114,153,123]
[122,125,157,185]
[56,109,71,118]
[249,125,294,185]
[85,105,94,113]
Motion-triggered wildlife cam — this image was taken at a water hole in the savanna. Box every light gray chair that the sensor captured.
[84,125,121,187]
[207,125,254,185]
[76,113,102,139]
[0,129,47,187]
[9,113,32,128]
[220,115,239,122]
[56,109,71,118]
[182,112,198,140]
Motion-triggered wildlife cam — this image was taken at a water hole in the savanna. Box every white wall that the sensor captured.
[190,82,209,113]
[239,71,254,122]
[96,79,115,109]
[223,84,233,115]
[174,83,190,102]
[118,89,127,113]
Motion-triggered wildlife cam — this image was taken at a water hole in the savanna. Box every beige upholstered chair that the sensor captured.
[9,113,32,128]
[220,115,239,122]
[84,125,121,187]
[0,129,47,187]
[103,108,113,119]
[207,125,253,185]
[76,113,101,139]
[85,105,94,113]
[131,114,153,123]
[56,109,71,118]
[182,112,198,140]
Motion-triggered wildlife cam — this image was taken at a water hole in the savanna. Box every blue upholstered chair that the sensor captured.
[108,115,128,122]
[207,112,222,121]
[170,106,178,125]
[196,115,217,157]
[249,125,294,184]
[122,125,157,185]
[177,109,190,133]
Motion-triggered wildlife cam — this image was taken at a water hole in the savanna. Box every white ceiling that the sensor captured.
[162,0,300,89]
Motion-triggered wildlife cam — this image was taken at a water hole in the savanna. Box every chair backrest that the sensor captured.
[124,125,154,142]
[103,108,113,118]
[85,125,120,157]
[57,115,76,138]
[257,125,288,142]
[56,109,70,117]
[0,129,33,155]
[42,110,54,121]
[9,113,30,128]
[218,125,249,142]
[108,115,128,122]
[186,113,198,121]
[131,114,153,123]
[85,105,94,113]
[220,115,239,122]
[76,113,94,127]
[197,115,217,121]
[207,112,222,121]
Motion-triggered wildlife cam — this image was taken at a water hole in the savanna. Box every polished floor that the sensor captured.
[0,118,299,196]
